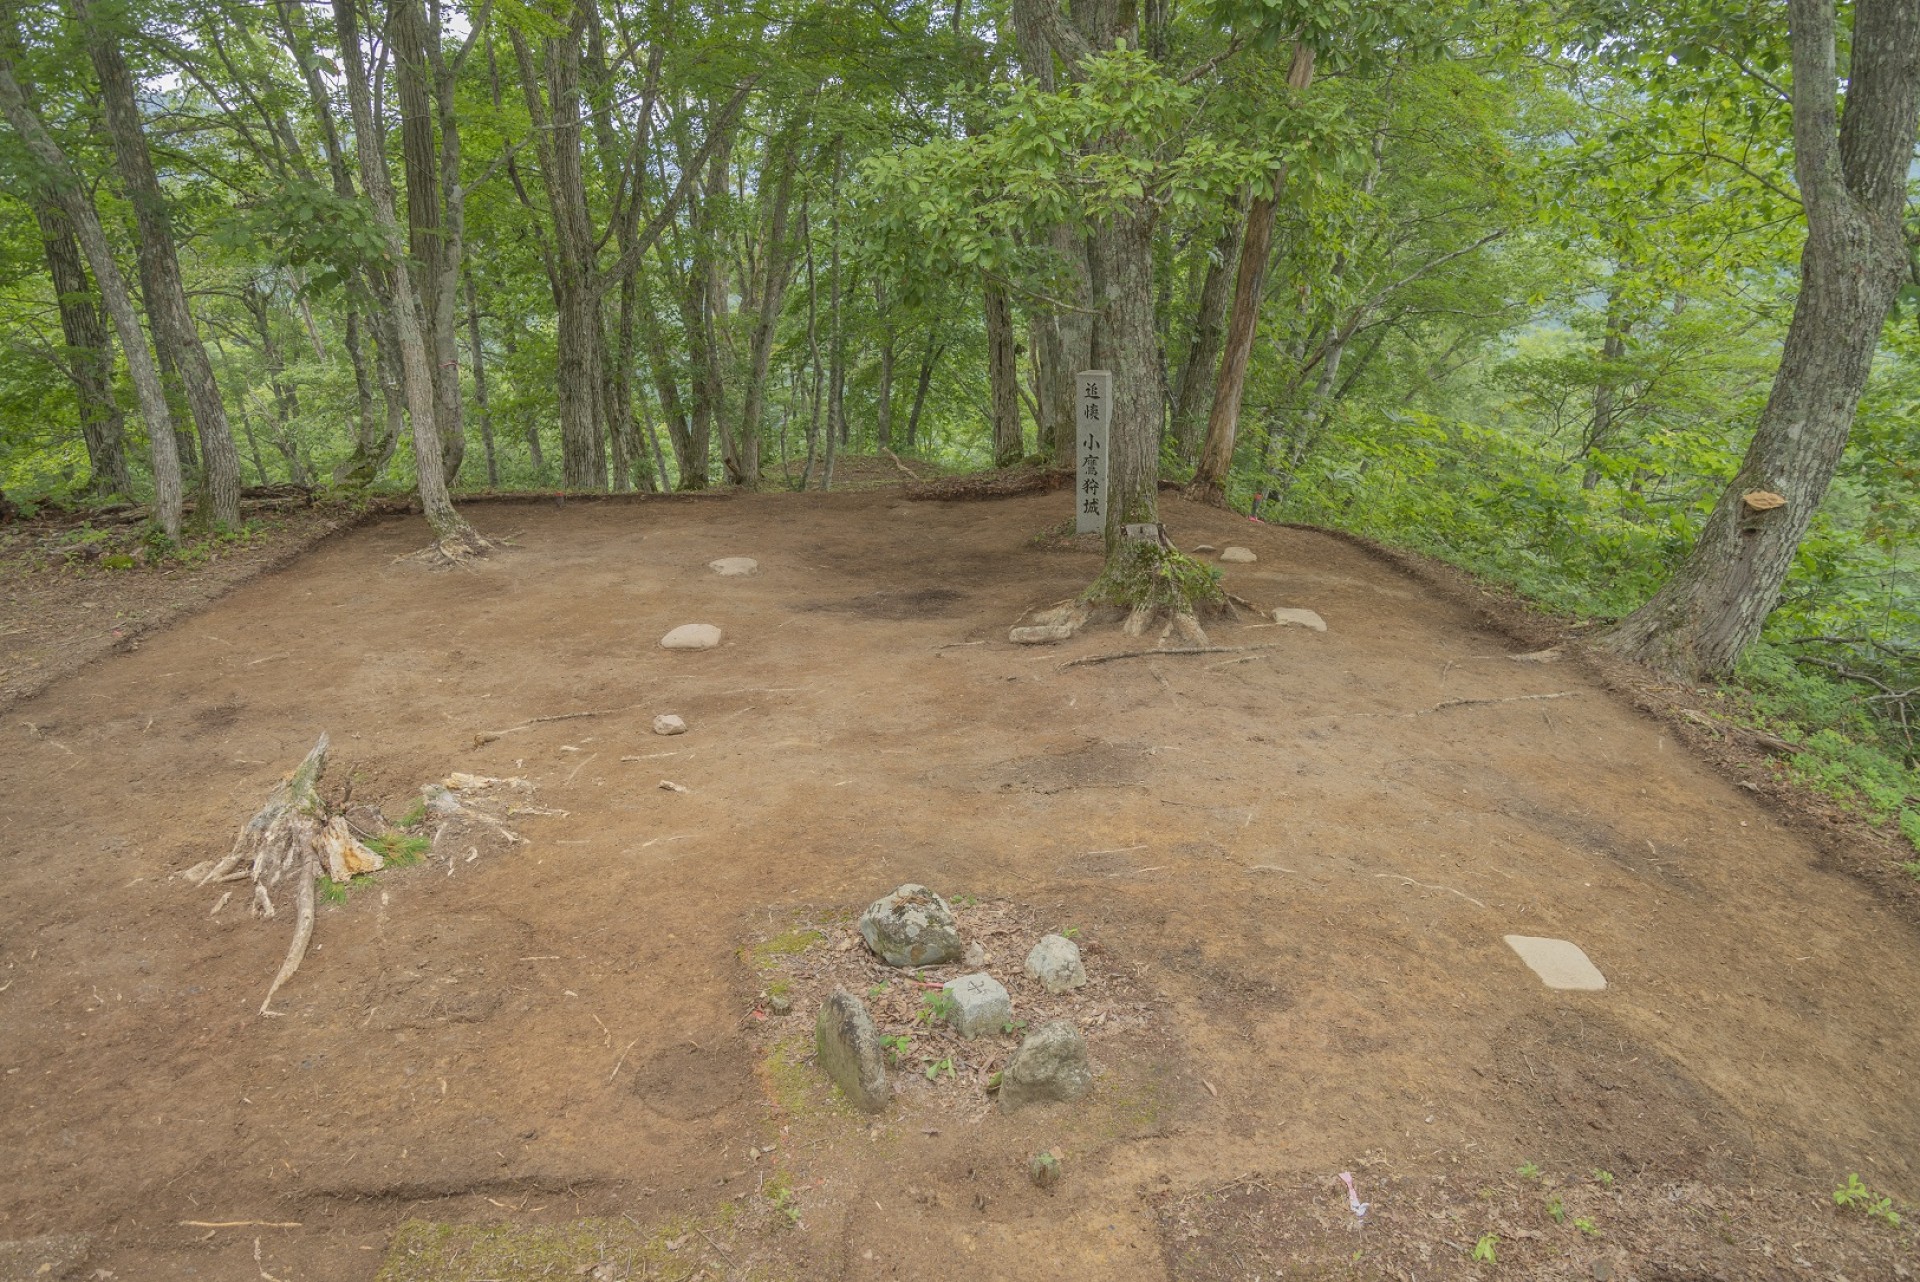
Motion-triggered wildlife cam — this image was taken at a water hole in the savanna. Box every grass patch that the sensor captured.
[367,833,432,868]
[376,1208,760,1281]
[743,926,825,971]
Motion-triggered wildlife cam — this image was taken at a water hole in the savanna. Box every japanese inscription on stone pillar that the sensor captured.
[1076,370,1111,536]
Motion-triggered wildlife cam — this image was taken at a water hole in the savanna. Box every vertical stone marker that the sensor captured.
[1076,370,1111,535]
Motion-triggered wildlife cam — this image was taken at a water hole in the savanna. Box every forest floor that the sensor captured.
[1,480,1917,1281]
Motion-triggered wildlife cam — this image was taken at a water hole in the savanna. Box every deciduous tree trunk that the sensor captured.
[333,0,480,550]
[512,19,606,490]
[906,331,939,450]
[1187,44,1315,505]
[32,200,131,496]
[1601,0,1920,678]
[465,275,499,486]
[731,131,799,486]
[1169,197,1243,463]
[0,53,182,537]
[985,278,1023,465]
[77,0,242,528]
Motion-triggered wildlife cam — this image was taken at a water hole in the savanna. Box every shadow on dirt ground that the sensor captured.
[1,490,1914,1279]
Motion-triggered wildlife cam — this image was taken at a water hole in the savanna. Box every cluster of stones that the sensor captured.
[814,883,1093,1115]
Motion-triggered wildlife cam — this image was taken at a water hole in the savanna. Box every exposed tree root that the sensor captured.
[183,735,385,1015]
[1061,644,1286,668]
[880,448,921,480]
[184,744,565,1015]
[401,525,500,569]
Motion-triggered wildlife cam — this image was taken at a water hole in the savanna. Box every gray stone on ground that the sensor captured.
[963,941,988,968]
[859,884,963,967]
[814,989,890,1111]
[1188,544,1217,554]
[942,972,1012,1038]
[660,623,722,650]
[1025,934,1088,994]
[1271,607,1327,632]
[999,1020,1093,1112]
[1010,624,1074,645]
[1504,935,1606,991]
[709,556,759,576]
[1219,546,1257,563]
[0,1234,91,1282]
[652,714,688,735]
[1029,1150,1062,1189]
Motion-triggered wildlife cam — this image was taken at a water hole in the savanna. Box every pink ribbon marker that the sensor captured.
[1338,1171,1370,1219]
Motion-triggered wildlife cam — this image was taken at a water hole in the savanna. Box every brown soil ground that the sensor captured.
[2,487,1916,1281]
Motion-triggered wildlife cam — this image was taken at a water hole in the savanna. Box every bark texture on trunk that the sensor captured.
[1169,198,1242,463]
[1601,0,1920,678]
[466,275,499,486]
[278,0,401,486]
[78,0,242,527]
[333,0,478,549]
[516,19,607,490]
[33,200,131,496]
[731,133,799,486]
[0,52,183,536]
[984,278,1024,465]
[1186,44,1315,505]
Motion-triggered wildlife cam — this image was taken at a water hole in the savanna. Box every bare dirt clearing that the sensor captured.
[1,489,1915,1280]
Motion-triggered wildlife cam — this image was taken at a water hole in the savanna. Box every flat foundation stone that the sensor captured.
[814,989,890,1112]
[1271,608,1327,632]
[1505,935,1606,991]
[709,557,759,576]
[1219,546,1257,563]
[660,623,722,650]
[942,972,1012,1038]
[1010,624,1074,645]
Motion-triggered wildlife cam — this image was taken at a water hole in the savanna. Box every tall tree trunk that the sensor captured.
[1010,0,1093,462]
[984,278,1023,465]
[1169,197,1244,463]
[0,53,182,537]
[906,332,939,449]
[639,270,696,485]
[731,131,799,486]
[77,0,242,527]
[501,316,545,476]
[333,0,480,549]
[32,200,131,496]
[822,146,845,487]
[466,274,499,486]
[1089,205,1162,542]
[1601,0,1920,678]
[1187,44,1315,505]
[1583,284,1630,490]
[875,278,895,451]
[277,0,398,486]
[512,20,606,490]
[427,1,472,481]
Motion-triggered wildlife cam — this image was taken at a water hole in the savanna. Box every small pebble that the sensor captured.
[1029,1150,1062,1189]
[768,993,793,1016]
[652,714,688,735]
